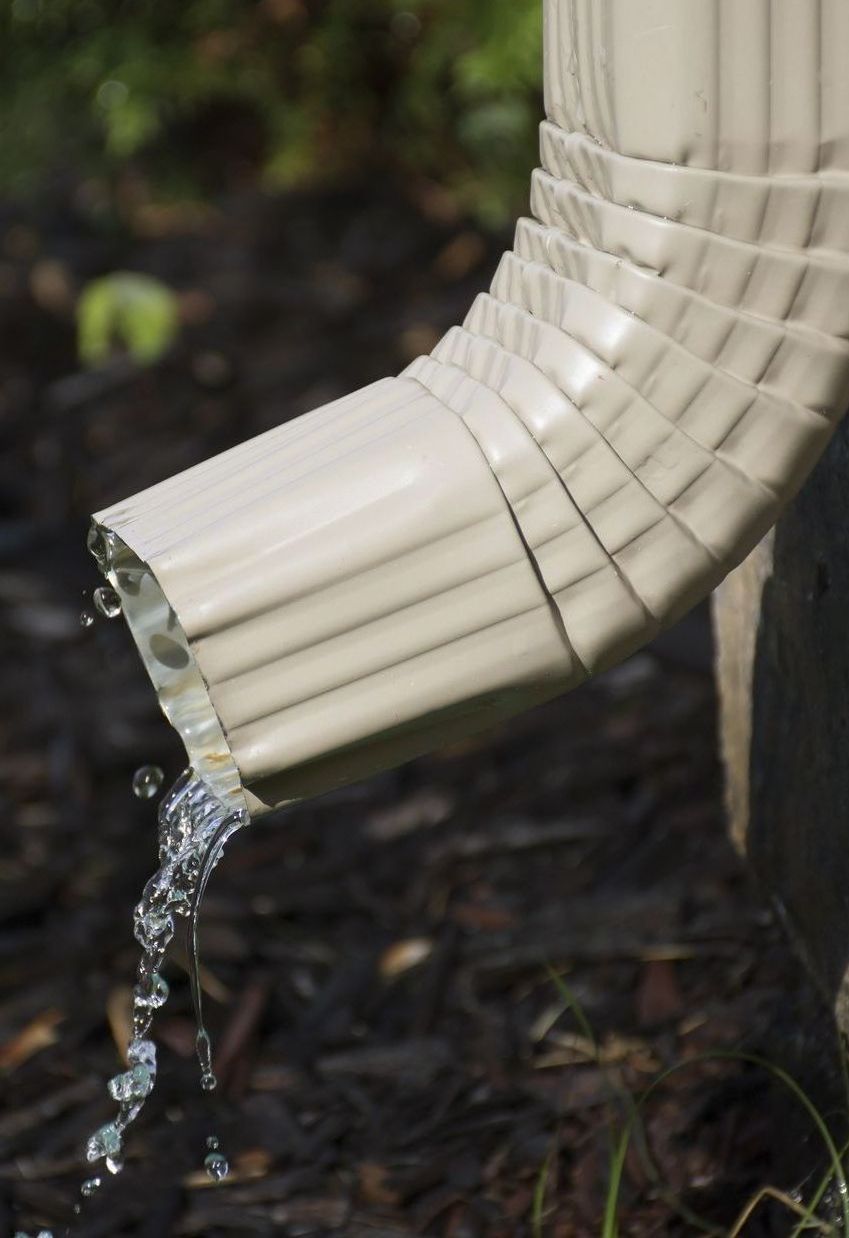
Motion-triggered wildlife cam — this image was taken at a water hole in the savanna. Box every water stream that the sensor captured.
[20,746,246,1231]
[17,568,249,1235]
[80,768,247,1205]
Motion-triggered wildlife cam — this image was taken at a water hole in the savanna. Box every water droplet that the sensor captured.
[204,1150,229,1182]
[134,910,175,955]
[196,1027,217,1090]
[86,523,115,571]
[206,1135,219,1150]
[105,1154,124,1176]
[196,1028,212,1063]
[133,764,164,800]
[133,972,169,1010]
[108,1062,153,1101]
[93,585,122,619]
[127,1037,157,1072]
[86,1120,122,1163]
[80,609,95,628]
[81,1176,102,1197]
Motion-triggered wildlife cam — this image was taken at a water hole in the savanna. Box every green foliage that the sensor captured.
[77,272,180,367]
[0,0,542,224]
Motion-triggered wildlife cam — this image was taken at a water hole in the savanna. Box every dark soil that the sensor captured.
[0,183,843,1237]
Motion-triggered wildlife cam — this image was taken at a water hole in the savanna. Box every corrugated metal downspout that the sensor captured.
[94,1,849,814]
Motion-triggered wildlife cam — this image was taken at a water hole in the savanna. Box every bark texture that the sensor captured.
[713,417,849,1030]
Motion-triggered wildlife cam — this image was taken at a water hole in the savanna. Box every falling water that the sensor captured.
[26,766,245,1234]
[15,534,244,1236]
[19,778,243,1235]
[82,770,246,1191]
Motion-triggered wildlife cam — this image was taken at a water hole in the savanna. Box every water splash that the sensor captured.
[82,770,247,1186]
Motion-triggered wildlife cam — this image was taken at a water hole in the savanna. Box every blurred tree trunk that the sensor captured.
[712,418,849,1033]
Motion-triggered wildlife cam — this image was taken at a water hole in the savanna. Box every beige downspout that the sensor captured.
[92,0,849,817]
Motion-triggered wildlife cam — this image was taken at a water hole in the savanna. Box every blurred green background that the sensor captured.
[2,0,542,226]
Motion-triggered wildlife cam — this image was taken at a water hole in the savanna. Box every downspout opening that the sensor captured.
[87,521,248,816]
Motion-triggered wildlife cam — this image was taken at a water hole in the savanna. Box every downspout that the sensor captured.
[91,0,849,817]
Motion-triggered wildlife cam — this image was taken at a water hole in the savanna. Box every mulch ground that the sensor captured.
[0,181,844,1236]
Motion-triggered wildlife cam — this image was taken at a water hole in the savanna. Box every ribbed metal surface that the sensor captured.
[97,0,849,811]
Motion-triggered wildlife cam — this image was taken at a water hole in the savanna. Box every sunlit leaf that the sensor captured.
[77,271,180,367]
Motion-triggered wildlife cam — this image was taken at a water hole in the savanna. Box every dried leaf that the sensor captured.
[379,938,434,980]
[106,985,133,1063]
[0,1008,63,1071]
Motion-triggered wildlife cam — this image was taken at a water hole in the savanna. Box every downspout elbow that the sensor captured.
[92,0,849,814]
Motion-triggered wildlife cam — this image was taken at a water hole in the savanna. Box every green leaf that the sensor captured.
[77,272,180,368]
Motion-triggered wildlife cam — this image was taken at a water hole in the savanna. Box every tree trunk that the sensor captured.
[712,417,849,1032]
